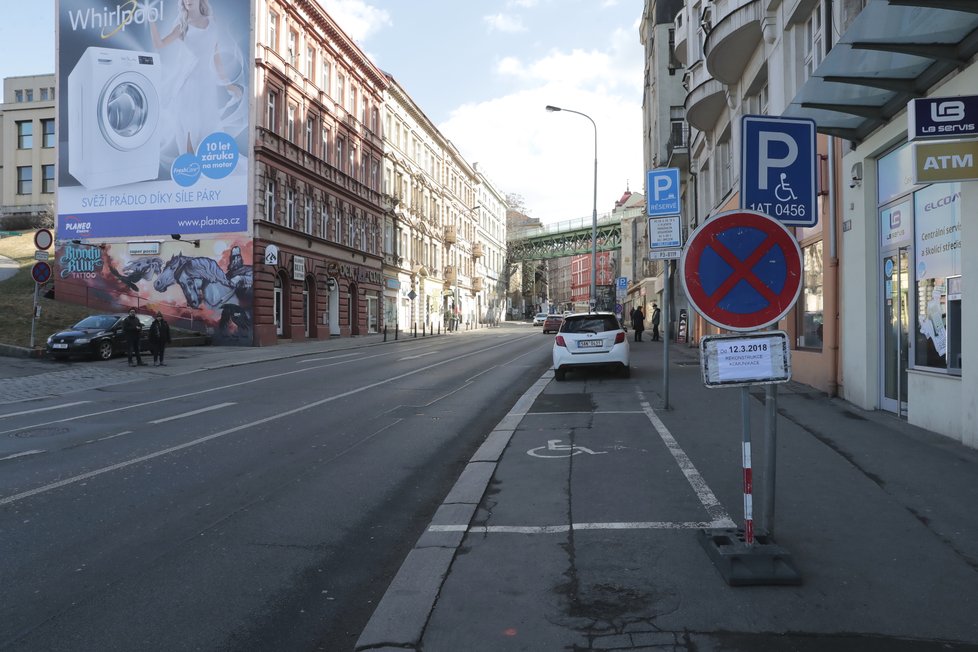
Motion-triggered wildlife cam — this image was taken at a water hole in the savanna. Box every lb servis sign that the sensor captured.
[908,96,978,140]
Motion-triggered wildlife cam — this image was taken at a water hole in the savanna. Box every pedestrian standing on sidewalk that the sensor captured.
[651,303,661,341]
[633,306,645,342]
[149,311,172,366]
[123,309,146,367]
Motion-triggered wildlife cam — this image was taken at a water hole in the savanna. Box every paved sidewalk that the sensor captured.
[357,338,978,651]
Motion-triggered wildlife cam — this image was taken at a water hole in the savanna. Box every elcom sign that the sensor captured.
[909,96,978,140]
[741,115,817,228]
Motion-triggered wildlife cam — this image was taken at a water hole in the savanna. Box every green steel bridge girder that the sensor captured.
[508,223,622,262]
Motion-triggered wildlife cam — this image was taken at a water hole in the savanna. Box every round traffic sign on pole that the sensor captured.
[680,210,802,332]
[34,228,54,251]
[32,261,52,284]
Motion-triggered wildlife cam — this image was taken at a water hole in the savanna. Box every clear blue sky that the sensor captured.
[2,0,645,222]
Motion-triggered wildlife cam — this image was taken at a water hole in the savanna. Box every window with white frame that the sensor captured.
[804,4,824,79]
[320,200,329,239]
[265,180,276,221]
[333,204,342,241]
[287,105,296,141]
[336,137,345,172]
[336,74,345,108]
[322,126,330,164]
[268,11,278,50]
[321,56,331,94]
[304,196,313,234]
[267,91,277,131]
[306,117,314,152]
[286,188,295,229]
[348,85,357,116]
[288,30,297,67]
[306,46,315,79]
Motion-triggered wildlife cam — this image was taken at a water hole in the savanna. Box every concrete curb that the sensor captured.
[0,343,43,358]
[354,373,552,651]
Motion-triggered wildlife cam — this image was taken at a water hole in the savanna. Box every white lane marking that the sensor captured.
[0,449,46,462]
[0,335,540,437]
[296,352,362,364]
[0,401,90,419]
[87,431,133,444]
[399,351,438,360]
[430,521,731,534]
[636,388,735,528]
[0,337,540,506]
[148,402,236,424]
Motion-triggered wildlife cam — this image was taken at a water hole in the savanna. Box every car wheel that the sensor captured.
[95,340,114,361]
[554,369,566,381]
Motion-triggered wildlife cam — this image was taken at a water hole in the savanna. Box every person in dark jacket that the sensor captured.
[123,309,146,366]
[651,303,662,341]
[633,306,645,342]
[149,311,172,366]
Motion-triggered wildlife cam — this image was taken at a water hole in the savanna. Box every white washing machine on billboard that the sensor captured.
[68,47,161,189]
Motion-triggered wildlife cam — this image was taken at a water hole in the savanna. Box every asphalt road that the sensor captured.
[0,330,552,651]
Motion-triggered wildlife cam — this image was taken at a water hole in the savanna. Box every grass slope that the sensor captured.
[0,232,93,349]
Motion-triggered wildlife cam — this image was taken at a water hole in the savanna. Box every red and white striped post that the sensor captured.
[741,387,754,545]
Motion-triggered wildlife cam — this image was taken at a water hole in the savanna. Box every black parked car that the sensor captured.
[46,313,153,361]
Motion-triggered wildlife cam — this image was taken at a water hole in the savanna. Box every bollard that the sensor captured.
[395,325,399,341]
[422,323,426,337]
[413,323,417,338]
[383,326,388,342]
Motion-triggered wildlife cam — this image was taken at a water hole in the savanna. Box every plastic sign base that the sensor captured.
[698,527,802,586]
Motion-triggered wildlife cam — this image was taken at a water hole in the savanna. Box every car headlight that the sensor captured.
[46,335,54,344]
[75,338,90,345]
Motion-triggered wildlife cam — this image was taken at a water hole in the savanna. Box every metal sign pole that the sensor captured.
[663,260,670,409]
[30,283,39,349]
[762,384,778,537]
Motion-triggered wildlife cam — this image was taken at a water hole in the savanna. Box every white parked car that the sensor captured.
[552,312,630,380]
[532,312,548,326]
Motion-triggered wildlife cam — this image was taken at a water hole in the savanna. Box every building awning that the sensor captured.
[782,0,978,143]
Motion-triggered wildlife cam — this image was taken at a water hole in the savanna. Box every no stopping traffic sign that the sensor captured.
[681,210,801,331]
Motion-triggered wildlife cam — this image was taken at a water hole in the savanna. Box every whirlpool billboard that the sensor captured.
[56,0,252,240]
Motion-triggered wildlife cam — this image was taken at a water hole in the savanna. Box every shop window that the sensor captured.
[798,240,823,349]
[913,183,961,371]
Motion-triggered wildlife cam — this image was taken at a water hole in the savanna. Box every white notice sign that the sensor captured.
[700,331,790,388]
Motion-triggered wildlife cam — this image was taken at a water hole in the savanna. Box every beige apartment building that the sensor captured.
[1,75,57,225]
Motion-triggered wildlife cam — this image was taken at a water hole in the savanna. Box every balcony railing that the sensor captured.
[472,242,484,258]
[444,225,457,244]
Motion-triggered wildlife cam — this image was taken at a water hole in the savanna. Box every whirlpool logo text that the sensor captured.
[66,1,165,40]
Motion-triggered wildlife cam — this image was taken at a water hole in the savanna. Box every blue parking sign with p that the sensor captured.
[741,115,817,227]
[647,168,681,217]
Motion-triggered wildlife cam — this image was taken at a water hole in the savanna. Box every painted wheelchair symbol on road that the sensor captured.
[527,439,608,458]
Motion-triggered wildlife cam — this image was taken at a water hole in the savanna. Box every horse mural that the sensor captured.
[108,257,163,292]
[154,252,253,340]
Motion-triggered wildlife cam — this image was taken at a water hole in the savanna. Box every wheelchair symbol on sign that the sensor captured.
[774,173,797,202]
[527,439,608,458]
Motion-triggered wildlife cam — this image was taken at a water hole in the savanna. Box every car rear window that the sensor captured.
[561,316,620,333]
[75,316,119,330]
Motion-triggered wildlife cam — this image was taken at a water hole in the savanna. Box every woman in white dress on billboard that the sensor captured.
[149,0,245,156]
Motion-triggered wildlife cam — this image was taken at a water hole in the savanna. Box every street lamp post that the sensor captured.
[546,104,597,310]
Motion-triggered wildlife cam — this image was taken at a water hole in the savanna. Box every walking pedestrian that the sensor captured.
[123,309,146,366]
[633,306,645,342]
[651,303,661,341]
[149,311,172,366]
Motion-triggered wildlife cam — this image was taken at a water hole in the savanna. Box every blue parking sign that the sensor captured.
[741,115,817,227]
[647,168,681,217]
